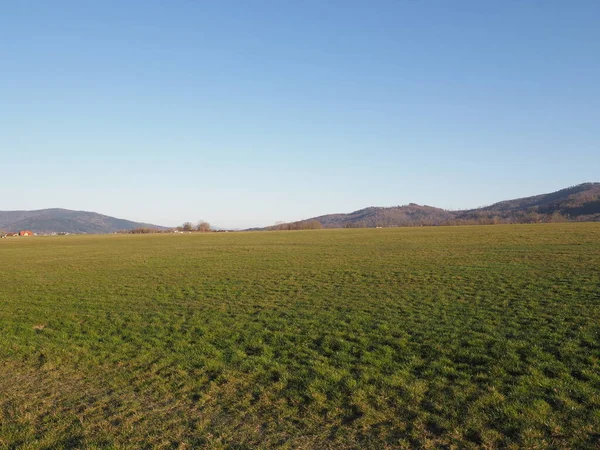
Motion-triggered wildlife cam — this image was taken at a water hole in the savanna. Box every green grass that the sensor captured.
[1,224,599,449]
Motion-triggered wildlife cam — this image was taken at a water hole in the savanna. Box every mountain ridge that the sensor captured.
[264,182,600,230]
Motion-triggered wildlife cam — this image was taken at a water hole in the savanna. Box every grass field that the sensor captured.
[1,224,599,449]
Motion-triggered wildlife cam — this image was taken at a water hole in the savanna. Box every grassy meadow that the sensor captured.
[1,224,599,449]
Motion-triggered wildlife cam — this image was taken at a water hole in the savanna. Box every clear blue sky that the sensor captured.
[2,1,599,228]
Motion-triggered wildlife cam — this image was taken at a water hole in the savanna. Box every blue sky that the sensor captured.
[2,1,599,228]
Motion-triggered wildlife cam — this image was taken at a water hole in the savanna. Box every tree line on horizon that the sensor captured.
[124,220,212,234]
[265,210,579,231]
[268,220,324,231]
[339,210,571,228]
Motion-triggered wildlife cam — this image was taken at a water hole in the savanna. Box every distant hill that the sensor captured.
[465,182,600,217]
[0,209,167,234]
[265,183,600,230]
[308,204,455,228]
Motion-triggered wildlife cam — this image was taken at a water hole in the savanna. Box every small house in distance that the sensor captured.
[19,230,34,236]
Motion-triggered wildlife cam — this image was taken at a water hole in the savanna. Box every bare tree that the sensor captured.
[306,220,323,229]
[197,221,211,232]
[182,222,194,232]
